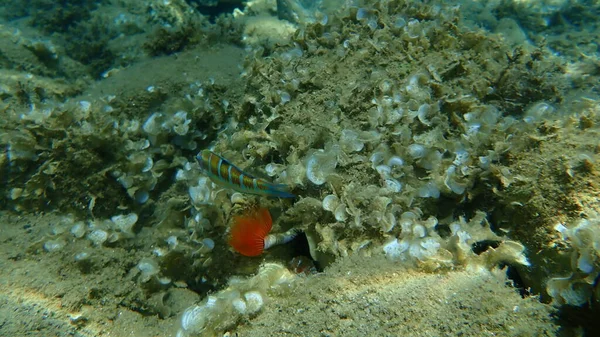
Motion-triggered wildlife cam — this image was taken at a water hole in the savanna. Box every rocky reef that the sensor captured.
[1,0,599,336]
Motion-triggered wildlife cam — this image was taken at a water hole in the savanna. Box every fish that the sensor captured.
[196,149,295,198]
[228,207,301,257]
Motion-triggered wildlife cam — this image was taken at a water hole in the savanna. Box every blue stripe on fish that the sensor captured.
[217,156,223,179]
[228,164,233,185]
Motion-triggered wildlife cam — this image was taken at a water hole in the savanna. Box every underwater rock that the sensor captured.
[234,256,558,336]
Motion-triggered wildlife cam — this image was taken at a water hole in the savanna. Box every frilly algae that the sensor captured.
[177,263,296,337]
[548,215,600,306]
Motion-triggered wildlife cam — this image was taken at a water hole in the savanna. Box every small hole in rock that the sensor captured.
[471,240,501,255]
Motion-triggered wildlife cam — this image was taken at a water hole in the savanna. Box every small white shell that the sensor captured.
[339,129,364,153]
[387,156,404,168]
[417,181,440,198]
[142,157,154,172]
[87,229,108,246]
[189,178,212,205]
[79,100,91,113]
[199,238,215,253]
[322,195,340,212]
[205,296,218,308]
[43,239,65,252]
[230,193,245,204]
[111,213,138,234]
[232,298,247,314]
[243,291,263,314]
[376,165,392,178]
[158,277,171,285]
[265,163,281,177]
[382,212,397,233]
[181,305,207,332]
[306,149,338,185]
[384,178,402,192]
[74,252,90,261]
[417,103,431,125]
[334,204,348,222]
[407,144,426,159]
[306,153,326,185]
[70,221,86,238]
[412,224,426,238]
[166,236,178,249]
[383,238,408,260]
[137,258,159,275]
[135,190,149,204]
[370,152,385,166]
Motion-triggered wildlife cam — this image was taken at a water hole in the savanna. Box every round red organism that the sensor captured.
[228,207,273,257]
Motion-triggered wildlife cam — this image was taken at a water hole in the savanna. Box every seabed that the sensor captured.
[1,1,599,336]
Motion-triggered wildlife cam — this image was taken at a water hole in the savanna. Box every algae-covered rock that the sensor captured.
[1,0,600,335]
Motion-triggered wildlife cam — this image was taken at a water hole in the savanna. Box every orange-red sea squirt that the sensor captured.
[228,207,273,256]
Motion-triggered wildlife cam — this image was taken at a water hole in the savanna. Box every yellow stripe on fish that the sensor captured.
[196,150,295,198]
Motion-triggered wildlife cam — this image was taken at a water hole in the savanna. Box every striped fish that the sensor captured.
[196,149,295,198]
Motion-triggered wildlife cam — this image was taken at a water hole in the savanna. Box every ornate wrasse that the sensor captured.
[196,149,295,198]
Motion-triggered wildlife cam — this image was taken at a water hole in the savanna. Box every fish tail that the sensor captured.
[264,183,296,198]
[251,176,295,198]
